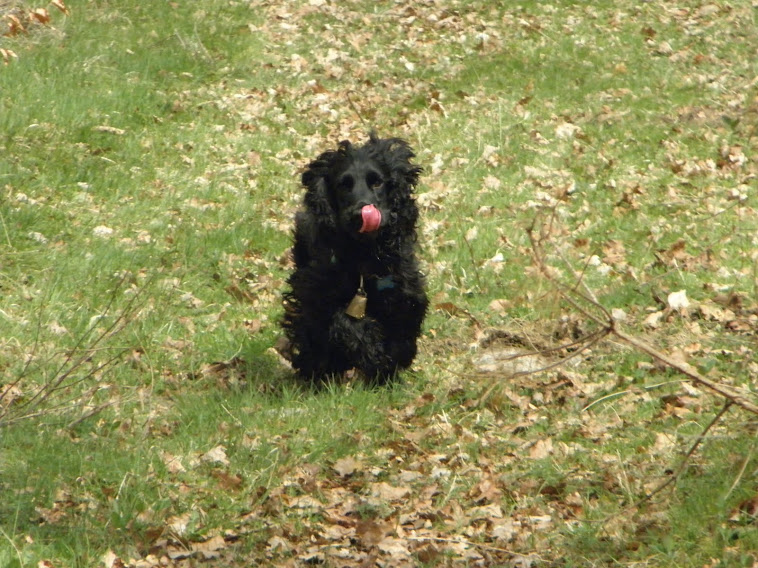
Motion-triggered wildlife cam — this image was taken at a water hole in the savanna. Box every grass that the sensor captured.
[1,0,757,566]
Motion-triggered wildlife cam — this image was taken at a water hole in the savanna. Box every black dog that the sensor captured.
[282,133,428,384]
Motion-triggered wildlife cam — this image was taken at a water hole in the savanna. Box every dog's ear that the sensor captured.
[365,135,421,189]
[301,152,339,232]
[378,137,422,195]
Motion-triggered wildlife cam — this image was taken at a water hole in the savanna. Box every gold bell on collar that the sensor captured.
[345,290,367,319]
[345,276,367,319]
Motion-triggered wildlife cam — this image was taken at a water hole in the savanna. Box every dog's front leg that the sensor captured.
[329,312,395,381]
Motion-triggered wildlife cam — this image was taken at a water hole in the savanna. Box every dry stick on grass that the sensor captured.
[462,234,483,290]
[405,535,542,559]
[475,326,610,408]
[0,272,153,427]
[525,209,756,512]
[639,400,733,505]
[585,401,735,525]
[526,215,758,416]
[724,425,756,501]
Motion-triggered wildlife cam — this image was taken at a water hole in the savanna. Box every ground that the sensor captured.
[1,1,757,566]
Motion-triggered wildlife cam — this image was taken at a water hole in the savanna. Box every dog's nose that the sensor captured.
[354,181,378,204]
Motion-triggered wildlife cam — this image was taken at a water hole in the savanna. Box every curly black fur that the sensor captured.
[282,133,428,384]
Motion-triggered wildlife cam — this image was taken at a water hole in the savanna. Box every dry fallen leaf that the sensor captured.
[653,432,677,455]
[30,8,50,24]
[166,512,192,535]
[52,0,70,15]
[528,438,554,459]
[667,289,690,311]
[160,451,187,474]
[201,445,230,466]
[643,310,664,329]
[212,469,243,491]
[1,48,19,64]
[6,15,25,35]
[371,481,411,502]
[488,298,510,314]
[333,456,361,477]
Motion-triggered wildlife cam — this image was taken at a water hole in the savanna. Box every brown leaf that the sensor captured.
[602,239,626,265]
[1,48,19,64]
[6,15,25,35]
[243,319,262,333]
[190,535,227,559]
[377,536,412,559]
[225,283,256,303]
[101,550,127,568]
[730,495,758,522]
[469,502,503,521]
[469,475,502,504]
[333,456,361,477]
[286,495,323,511]
[429,98,447,117]
[212,469,243,491]
[160,451,186,474]
[652,432,676,455]
[528,438,554,459]
[166,512,191,535]
[436,302,466,316]
[51,0,70,15]
[488,299,510,314]
[201,445,229,466]
[30,8,50,24]
[356,519,391,547]
[371,482,411,502]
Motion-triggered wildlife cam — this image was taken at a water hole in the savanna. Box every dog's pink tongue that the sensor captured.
[359,204,381,233]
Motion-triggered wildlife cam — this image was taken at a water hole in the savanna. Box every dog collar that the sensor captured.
[329,251,395,290]
[375,275,395,291]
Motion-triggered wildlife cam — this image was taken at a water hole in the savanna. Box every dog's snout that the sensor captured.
[354,184,376,205]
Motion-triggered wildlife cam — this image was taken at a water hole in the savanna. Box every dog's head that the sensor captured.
[301,133,422,241]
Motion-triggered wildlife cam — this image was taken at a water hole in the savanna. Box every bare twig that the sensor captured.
[583,379,691,412]
[526,212,758,416]
[462,234,483,290]
[405,535,531,557]
[475,326,609,407]
[65,401,114,429]
[345,91,370,130]
[611,328,757,414]
[1,272,153,427]
[640,401,733,504]
[724,423,757,501]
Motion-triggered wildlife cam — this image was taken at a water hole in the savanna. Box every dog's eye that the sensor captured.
[338,175,354,192]
[366,173,383,190]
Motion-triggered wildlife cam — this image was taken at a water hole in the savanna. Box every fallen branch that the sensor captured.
[475,326,609,408]
[610,327,758,414]
[405,535,543,560]
[0,271,153,427]
[640,400,733,504]
[526,216,758,416]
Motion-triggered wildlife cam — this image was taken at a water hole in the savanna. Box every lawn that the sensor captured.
[1,0,757,566]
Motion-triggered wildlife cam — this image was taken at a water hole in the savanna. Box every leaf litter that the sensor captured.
[3,0,758,565]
